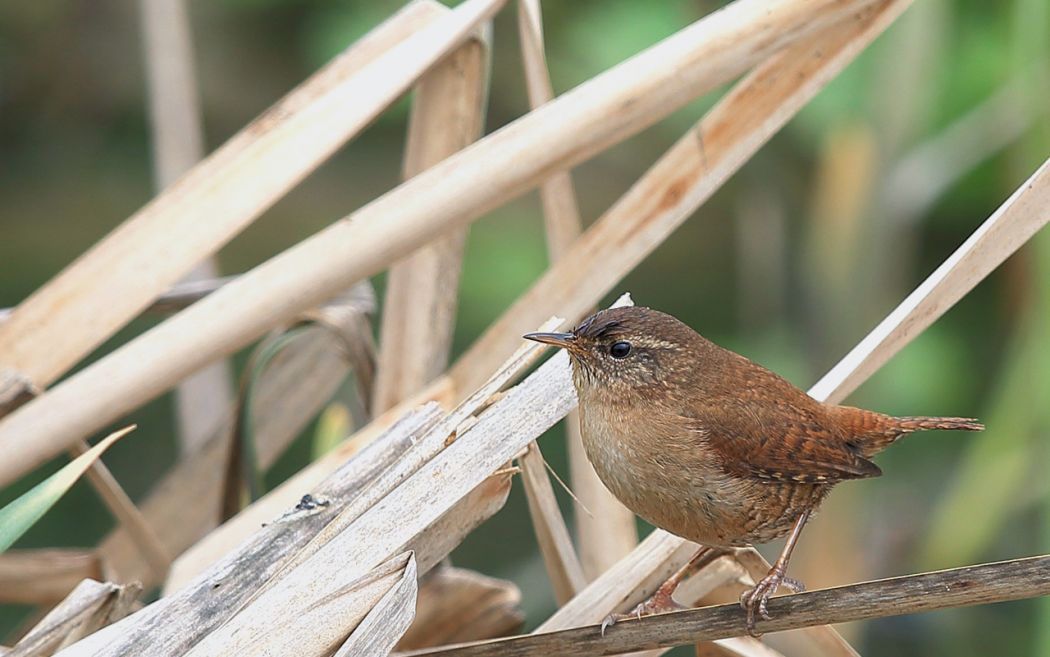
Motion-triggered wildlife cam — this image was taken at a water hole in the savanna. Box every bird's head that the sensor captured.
[524,306,705,401]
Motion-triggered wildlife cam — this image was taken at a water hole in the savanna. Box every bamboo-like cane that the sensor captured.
[140,0,233,456]
[373,26,491,412]
[0,0,502,391]
[516,0,637,587]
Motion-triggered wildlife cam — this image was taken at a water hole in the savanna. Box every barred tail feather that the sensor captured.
[894,416,985,433]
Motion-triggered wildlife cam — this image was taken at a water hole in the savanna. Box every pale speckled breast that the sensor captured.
[576,396,827,547]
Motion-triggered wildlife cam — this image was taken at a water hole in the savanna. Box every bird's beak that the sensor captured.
[523,331,576,350]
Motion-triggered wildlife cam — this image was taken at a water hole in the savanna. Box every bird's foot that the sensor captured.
[739,567,805,636]
[600,589,685,636]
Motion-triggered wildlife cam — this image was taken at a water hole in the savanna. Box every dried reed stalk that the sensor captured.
[373,26,491,413]
[516,0,635,585]
[0,550,102,605]
[0,0,883,488]
[140,0,233,455]
[405,555,1050,656]
[58,406,445,657]
[0,0,498,391]
[165,353,580,655]
[9,580,140,657]
[692,638,786,657]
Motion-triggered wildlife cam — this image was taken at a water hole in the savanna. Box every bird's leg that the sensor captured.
[740,510,810,636]
[601,546,729,635]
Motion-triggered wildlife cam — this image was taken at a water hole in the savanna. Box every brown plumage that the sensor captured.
[524,306,982,634]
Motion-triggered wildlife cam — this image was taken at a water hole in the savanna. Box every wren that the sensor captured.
[524,306,982,635]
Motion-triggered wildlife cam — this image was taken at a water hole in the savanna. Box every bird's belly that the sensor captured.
[579,415,823,547]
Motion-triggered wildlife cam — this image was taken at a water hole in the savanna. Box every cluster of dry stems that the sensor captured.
[1,0,1049,655]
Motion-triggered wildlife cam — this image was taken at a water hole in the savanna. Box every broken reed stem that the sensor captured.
[407,555,1050,656]
[0,0,883,488]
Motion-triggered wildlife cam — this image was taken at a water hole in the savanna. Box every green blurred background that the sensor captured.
[1,0,1048,654]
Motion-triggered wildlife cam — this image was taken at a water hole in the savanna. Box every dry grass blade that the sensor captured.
[140,0,232,456]
[516,0,636,583]
[404,555,1050,656]
[0,550,101,605]
[0,0,884,488]
[374,27,491,413]
[810,156,1050,404]
[0,0,498,391]
[9,579,140,657]
[397,567,524,649]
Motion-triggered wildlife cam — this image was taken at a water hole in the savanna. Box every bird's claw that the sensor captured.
[600,590,685,637]
[740,568,804,636]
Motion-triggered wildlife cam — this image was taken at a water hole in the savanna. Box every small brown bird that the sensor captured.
[525,306,982,634]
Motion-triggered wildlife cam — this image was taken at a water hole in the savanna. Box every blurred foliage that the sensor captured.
[0,0,1048,654]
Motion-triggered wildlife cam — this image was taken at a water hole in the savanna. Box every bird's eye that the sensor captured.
[609,341,632,359]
